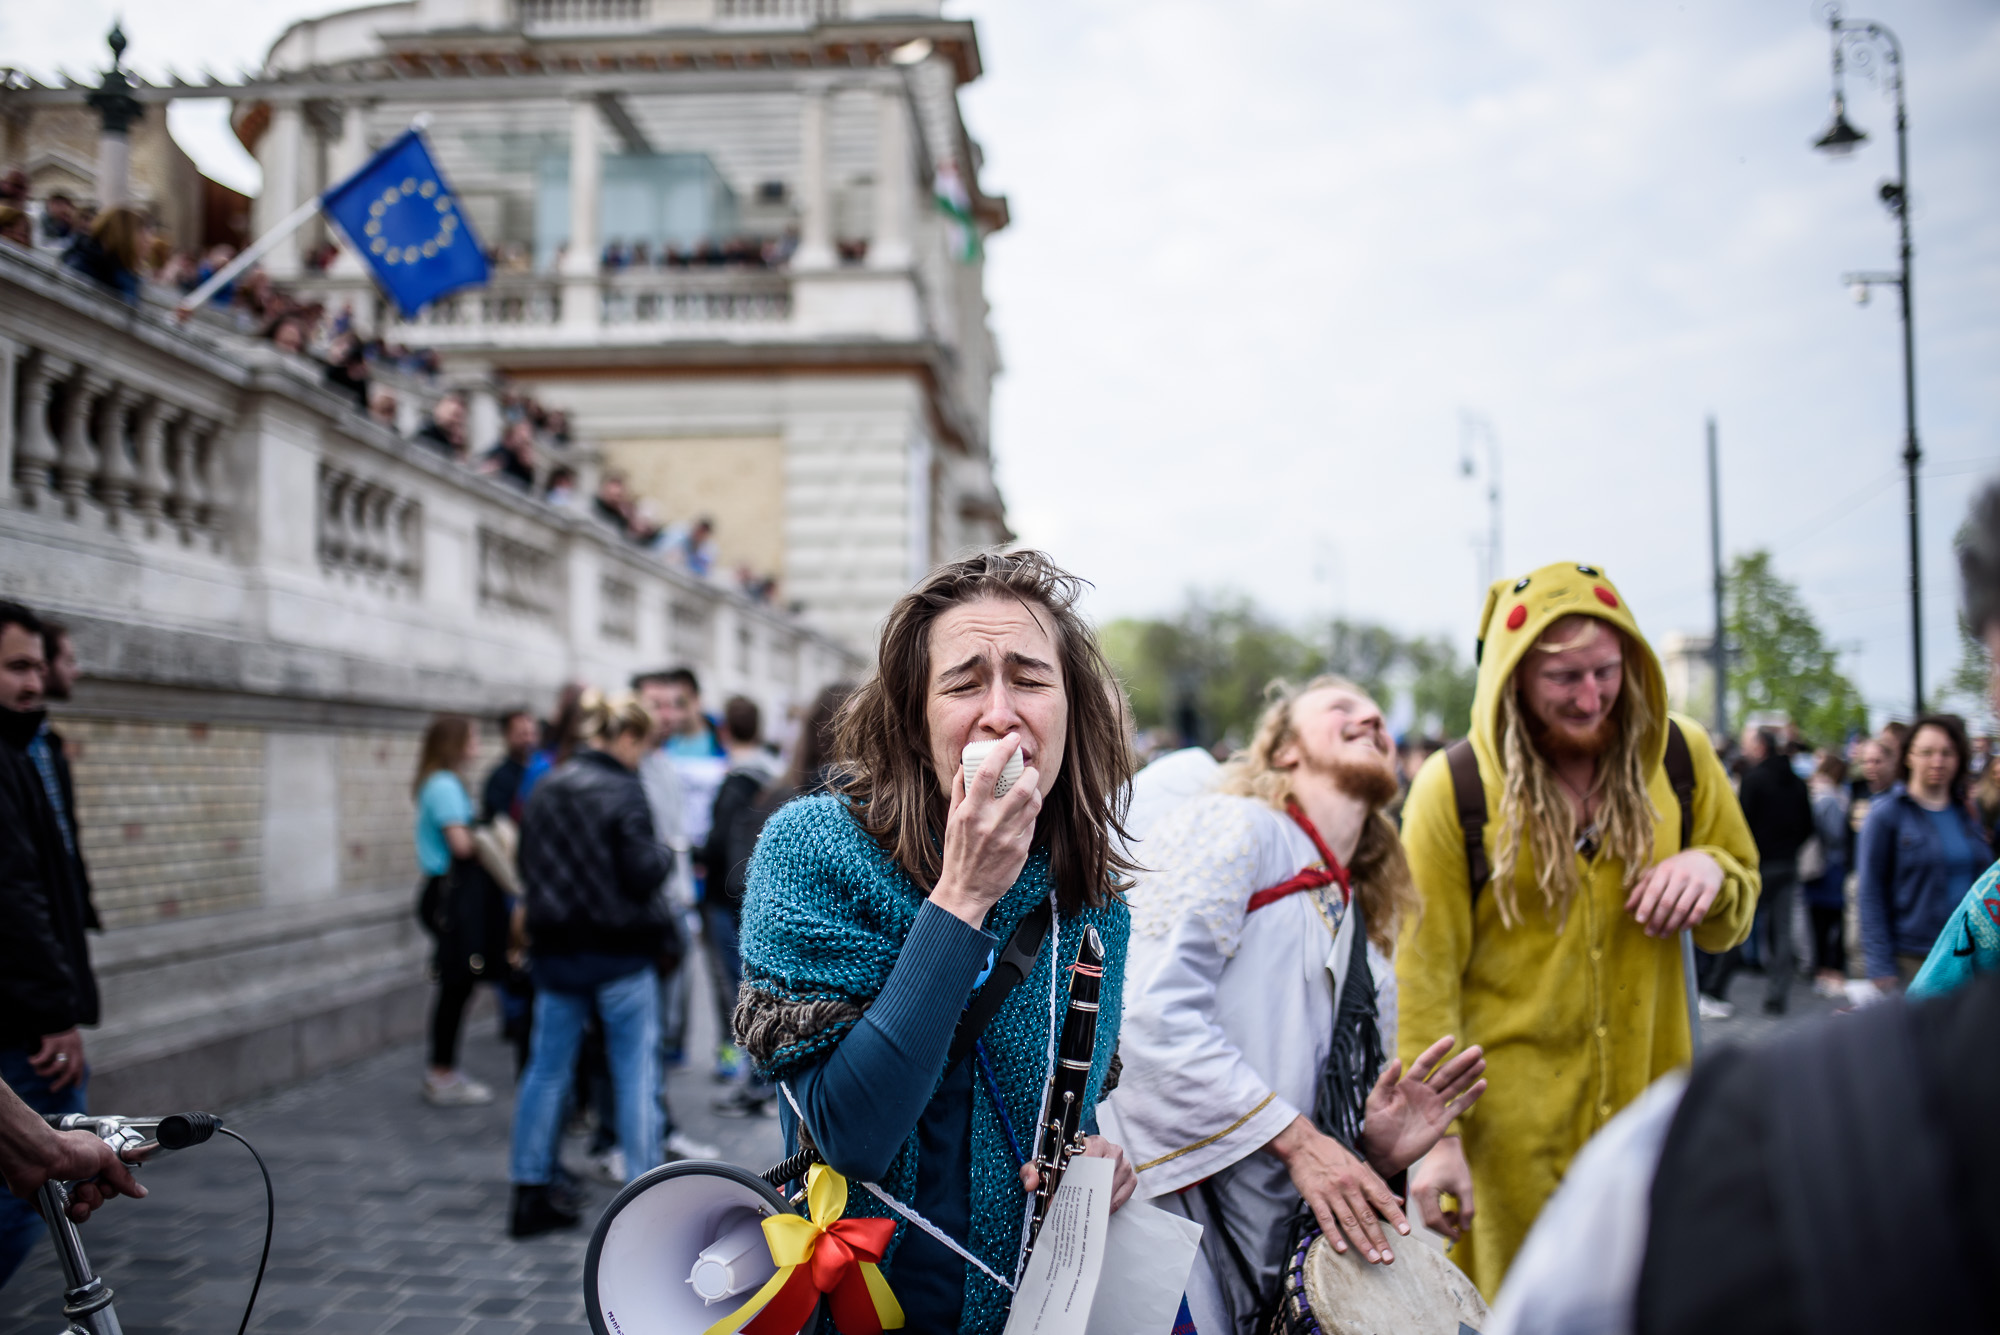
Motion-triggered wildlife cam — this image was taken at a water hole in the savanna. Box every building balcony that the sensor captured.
[294,262,926,350]
[515,0,849,33]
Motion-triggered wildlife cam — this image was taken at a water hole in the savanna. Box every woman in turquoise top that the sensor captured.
[737,551,1137,1335]
[413,715,494,1107]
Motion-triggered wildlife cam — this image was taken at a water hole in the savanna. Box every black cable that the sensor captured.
[216,1127,273,1335]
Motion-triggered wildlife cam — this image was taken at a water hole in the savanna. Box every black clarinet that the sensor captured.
[1025,923,1105,1252]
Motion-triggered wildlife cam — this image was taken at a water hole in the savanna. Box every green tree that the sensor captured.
[1102,592,1319,747]
[1935,615,1996,734]
[1324,619,1403,706]
[1101,593,1482,748]
[1725,550,1869,746]
[1934,519,1997,733]
[1406,635,1479,738]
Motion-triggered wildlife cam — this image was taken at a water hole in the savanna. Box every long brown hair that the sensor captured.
[413,714,474,798]
[834,550,1136,915]
[779,682,854,796]
[89,205,147,273]
[1214,676,1417,955]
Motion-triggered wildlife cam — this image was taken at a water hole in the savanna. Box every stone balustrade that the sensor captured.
[315,268,798,346]
[0,243,861,1112]
[9,319,229,551]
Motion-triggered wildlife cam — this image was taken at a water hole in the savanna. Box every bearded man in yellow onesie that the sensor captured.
[1396,561,1759,1301]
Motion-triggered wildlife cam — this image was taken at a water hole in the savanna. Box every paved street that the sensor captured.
[1,953,784,1335]
[1,948,1854,1335]
[1697,958,1849,1049]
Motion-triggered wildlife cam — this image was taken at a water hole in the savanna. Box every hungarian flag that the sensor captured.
[933,161,980,264]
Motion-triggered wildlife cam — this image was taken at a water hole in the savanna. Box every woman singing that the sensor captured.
[736,551,1137,1334]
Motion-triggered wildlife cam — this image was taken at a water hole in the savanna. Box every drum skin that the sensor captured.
[1293,1229,1490,1335]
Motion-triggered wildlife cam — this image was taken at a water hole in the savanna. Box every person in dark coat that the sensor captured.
[1737,725,1815,1014]
[0,601,100,1287]
[507,691,678,1237]
[698,696,777,1116]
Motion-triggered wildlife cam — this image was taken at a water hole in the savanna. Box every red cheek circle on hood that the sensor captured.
[1506,604,1528,631]
[1594,586,1619,608]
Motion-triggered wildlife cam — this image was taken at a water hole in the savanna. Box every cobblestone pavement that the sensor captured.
[1,953,784,1335]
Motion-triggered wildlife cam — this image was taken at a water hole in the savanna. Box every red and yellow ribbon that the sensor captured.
[701,1164,904,1335]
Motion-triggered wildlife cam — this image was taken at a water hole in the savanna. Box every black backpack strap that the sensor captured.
[1445,739,1490,903]
[1663,720,1696,852]
[946,897,1053,1068]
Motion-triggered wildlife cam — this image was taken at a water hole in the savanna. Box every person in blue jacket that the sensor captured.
[1910,480,2000,999]
[1857,712,1992,992]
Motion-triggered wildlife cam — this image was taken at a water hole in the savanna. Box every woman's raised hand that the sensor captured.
[932,734,1041,928]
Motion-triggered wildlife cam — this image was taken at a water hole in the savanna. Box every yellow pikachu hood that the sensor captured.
[1467,560,1669,777]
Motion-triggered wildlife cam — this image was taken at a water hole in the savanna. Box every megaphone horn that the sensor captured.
[583,1152,829,1335]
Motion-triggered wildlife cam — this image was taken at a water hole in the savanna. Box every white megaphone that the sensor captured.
[584,1156,826,1335]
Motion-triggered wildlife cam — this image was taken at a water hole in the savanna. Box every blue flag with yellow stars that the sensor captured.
[320,128,488,317]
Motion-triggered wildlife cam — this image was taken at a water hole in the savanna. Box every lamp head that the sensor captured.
[1849,280,1871,306]
[889,38,934,66]
[1812,95,1868,156]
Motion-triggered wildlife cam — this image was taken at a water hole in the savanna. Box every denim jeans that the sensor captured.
[509,965,661,1186]
[703,908,767,1092]
[0,1046,88,1289]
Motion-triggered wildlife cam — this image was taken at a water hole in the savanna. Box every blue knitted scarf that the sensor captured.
[737,794,1128,1335]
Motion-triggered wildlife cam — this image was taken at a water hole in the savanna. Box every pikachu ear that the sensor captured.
[1473,577,1507,666]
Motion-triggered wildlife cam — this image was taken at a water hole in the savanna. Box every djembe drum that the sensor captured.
[1271,1223,1490,1335]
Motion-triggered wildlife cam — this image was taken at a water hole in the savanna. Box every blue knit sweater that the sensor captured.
[738,793,1129,1335]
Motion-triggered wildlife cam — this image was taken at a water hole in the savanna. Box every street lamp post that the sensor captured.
[1811,5,1923,716]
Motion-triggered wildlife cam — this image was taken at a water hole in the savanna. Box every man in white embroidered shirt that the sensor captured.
[1105,678,1487,1335]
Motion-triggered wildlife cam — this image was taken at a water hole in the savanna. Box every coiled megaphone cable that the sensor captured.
[762,1147,823,1201]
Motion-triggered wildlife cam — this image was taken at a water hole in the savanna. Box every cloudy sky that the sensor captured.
[7,0,1997,721]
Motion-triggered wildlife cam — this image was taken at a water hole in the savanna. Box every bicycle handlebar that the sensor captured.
[44,1111,224,1166]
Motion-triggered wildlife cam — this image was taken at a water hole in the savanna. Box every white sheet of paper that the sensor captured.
[1083,1196,1204,1335]
[1002,1155,1114,1335]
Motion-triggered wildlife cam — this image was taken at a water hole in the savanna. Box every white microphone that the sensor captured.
[687,1211,775,1305]
[962,738,1025,798]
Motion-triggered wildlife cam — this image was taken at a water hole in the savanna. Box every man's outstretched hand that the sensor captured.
[1359,1035,1487,1178]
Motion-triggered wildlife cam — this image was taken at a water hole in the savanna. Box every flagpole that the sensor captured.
[174,196,323,319]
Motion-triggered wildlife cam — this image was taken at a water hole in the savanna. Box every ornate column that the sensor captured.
[560,94,603,335]
[0,336,16,507]
[167,413,206,541]
[196,416,228,544]
[870,83,914,270]
[132,397,173,532]
[258,102,306,280]
[56,371,104,516]
[794,80,835,271]
[316,467,344,569]
[14,353,66,509]
[94,383,137,523]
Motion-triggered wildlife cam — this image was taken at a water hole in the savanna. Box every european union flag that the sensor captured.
[321,128,488,317]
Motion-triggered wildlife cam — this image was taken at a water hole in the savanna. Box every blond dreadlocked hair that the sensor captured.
[1489,631,1660,929]
[1214,675,1419,955]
